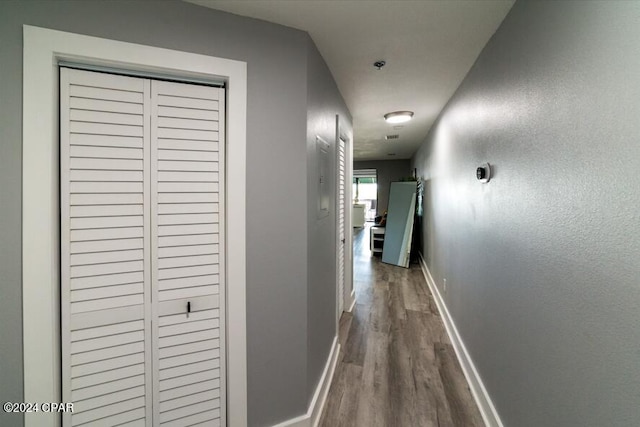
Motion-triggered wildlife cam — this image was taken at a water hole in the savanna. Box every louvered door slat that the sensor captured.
[117,418,147,427]
[72,352,144,377]
[159,369,220,393]
[71,375,145,402]
[157,264,220,280]
[71,157,144,171]
[61,68,152,427]
[158,308,219,326]
[159,379,220,403]
[158,106,219,121]
[157,94,219,110]
[71,396,146,426]
[151,80,226,426]
[158,233,218,247]
[160,340,220,361]
[70,121,145,137]
[158,243,219,258]
[158,171,219,182]
[162,410,221,427]
[71,97,144,115]
[158,149,219,161]
[157,116,219,131]
[158,159,220,171]
[160,390,219,415]
[70,109,144,126]
[70,133,143,148]
[71,237,143,254]
[73,386,145,414]
[71,319,143,341]
[71,192,143,205]
[71,248,143,265]
[159,275,219,291]
[71,342,145,369]
[160,400,220,424]
[158,223,220,237]
[159,285,220,301]
[158,202,218,215]
[70,85,144,103]
[70,145,143,159]
[158,192,219,203]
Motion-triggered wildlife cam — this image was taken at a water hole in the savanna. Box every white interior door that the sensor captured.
[61,67,225,427]
[151,80,226,426]
[337,138,346,314]
[60,68,153,427]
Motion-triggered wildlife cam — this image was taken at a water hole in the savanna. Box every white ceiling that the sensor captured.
[186,0,514,161]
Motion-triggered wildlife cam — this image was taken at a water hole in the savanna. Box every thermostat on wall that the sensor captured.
[476,163,491,183]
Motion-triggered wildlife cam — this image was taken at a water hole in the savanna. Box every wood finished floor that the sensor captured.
[318,224,484,427]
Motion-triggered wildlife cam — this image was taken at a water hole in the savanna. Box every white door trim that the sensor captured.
[22,25,247,427]
[345,128,356,312]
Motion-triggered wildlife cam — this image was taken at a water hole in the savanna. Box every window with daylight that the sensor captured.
[353,169,377,221]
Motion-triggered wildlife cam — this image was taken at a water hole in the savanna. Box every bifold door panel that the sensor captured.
[60,70,153,427]
[60,68,225,427]
[151,79,226,427]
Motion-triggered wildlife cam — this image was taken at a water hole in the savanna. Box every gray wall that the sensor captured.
[0,1,329,426]
[306,39,352,401]
[353,159,411,216]
[411,1,640,426]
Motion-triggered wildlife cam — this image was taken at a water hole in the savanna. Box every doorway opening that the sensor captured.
[353,169,378,223]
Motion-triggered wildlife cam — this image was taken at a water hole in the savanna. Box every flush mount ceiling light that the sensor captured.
[384,111,414,124]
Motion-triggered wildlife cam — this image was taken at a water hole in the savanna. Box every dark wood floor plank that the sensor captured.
[406,310,456,427]
[436,343,485,427]
[369,282,390,333]
[387,316,421,427]
[402,268,432,313]
[319,224,483,427]
[407,309,448,345]
[341,303,369,367]
[388,273,407,322]
[338,311,354,351]
[318,361,364,427]
[355,331,390,427]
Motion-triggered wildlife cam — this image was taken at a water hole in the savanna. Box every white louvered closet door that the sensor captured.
[60,68,153,427]
[338,138,346,314]
[151,80,226,427]
[61,68,226,427]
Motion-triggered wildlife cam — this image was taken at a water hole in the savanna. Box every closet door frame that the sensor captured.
[22,25,247,427]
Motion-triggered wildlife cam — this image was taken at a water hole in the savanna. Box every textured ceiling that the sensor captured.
[186,0,514,160]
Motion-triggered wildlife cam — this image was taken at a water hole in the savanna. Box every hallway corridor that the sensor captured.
[319,226,483,427]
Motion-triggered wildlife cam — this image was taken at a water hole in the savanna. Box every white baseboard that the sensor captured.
[272,337,340,427]
[274,414,307,427]
[345,290,356,313]
[418,253,503,427]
